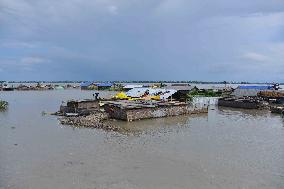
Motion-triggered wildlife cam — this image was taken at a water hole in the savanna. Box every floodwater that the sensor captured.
[0,90,284,189]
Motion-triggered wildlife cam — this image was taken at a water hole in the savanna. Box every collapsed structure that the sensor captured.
[56,83,284,129]
[56,87,209,129]
[104,100,207,121]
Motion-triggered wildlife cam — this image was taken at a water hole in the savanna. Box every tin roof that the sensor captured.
[166,85,196,91]
[126,88,177,99]
[123,85,143,89]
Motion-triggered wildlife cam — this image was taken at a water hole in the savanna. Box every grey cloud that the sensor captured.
[0,0,284,81]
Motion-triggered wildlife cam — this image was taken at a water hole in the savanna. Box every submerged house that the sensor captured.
[60,99,100,115]
[80,82,114,90]
[105,87,208,121]
[95,83,113,90]
[80,82,93,90]
[166,85,197,101]
[233,86,273,97]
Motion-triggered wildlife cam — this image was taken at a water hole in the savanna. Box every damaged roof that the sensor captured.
[125,88,177,99]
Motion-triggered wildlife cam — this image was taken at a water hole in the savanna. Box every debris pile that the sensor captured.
[270,106,284,114]
[59,111,120,131]
[56,99,120,130]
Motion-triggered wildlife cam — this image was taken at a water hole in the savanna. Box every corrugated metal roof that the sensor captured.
[125,88,177,99]
[166,85,196,91]
[123,85,143,89]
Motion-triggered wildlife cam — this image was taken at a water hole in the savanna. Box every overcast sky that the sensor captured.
[0,0,284,82]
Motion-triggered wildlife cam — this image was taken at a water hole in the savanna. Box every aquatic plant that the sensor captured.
[0,100,8,110]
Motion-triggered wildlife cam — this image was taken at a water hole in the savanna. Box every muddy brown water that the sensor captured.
[0,90,284,189]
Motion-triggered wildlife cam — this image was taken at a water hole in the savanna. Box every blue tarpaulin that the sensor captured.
[95,83,113,87]
[238,86,273,90]
[80,82,93,87]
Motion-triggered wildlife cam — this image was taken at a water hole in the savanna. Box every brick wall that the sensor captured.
[105,104,208,121]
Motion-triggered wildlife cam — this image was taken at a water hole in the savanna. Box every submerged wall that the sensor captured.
[218,99,259,109]
[105,104,208,121]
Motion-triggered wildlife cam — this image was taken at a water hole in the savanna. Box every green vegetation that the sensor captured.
[0,100,8,110]
[187,89,222,102]
[86,84,124,91]
[189,89,221,97]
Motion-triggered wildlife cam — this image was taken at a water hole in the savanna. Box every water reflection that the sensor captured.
[1,90,284,189]
[108,113,208,136]
[218,106,270,117]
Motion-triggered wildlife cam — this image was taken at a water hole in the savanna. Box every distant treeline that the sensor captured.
[1,81,283,85]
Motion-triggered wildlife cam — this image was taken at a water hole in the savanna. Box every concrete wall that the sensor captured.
[191,97,220,106]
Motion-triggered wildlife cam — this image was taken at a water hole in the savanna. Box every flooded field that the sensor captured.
[0,90,284,189]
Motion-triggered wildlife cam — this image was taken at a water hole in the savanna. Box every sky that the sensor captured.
[0,0,284,82]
